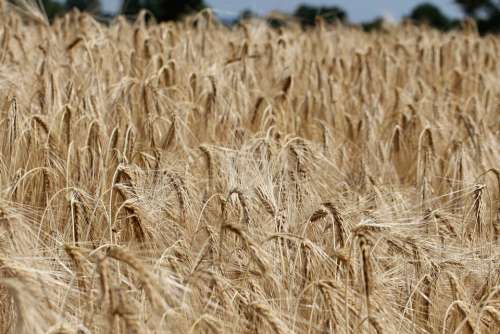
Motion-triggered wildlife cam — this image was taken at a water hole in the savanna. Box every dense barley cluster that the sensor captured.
[0,2,499,333]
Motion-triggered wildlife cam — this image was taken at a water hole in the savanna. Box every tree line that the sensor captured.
[24,0,500,35]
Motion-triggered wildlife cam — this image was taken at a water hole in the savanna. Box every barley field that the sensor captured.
[0,3,499,334]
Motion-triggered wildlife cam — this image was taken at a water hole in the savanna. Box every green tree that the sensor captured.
[121,0,142,17]
[455,0,497,16]
[293,4,347,27]
[408,3,456,31]
[266,13,287,29]
[42,0,65,21]
[454,0,500,33]
[239,9,256,21]
[231,9,258,25]
[362,17,385,32]
[120,0,206,21]
[145,0,207,22]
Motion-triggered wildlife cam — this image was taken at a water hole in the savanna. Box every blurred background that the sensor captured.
[19,0,500,34]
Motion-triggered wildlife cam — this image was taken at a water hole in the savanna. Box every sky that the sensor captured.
[105,0,464,22]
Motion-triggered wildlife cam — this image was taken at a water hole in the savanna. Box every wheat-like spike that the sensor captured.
[105,246,167,310]
[251,302,287,334]
[317,282,337,322]
[106,126,120,167]
[473,169,500,241]
[41,168,52,207]
[357,232,374,320]
[281,75,292,97]
[229,188,250,225]
[161,118,176,151]
[446,271,467,302]
[167,173,186,223]
[7,97,17,160]
[123,125,136,162]
[208,75,217,98]
[86,121,101,152]
[254,186,276,217]
[391,125,401,155]
[309,208,328,223]
[189,72,198,99]
[421,272,437,329]
[64,244,90,293]
[123,203,148,243]
[61,105,71,148]
[453,301,475,334]
[484,305,500,327]
[0,279,29,333]
[189,314,222,334]
[199,145,213,193]
[472,184,485,240]
[369,316,383,334]
[46,324,76,334]
[221,223,267,274]
[31,114,50,137]
[66,36,83,51]
[69,192,80,244]
[109,287,143,334]
[96,255,110,307]
[251,96,265,127]
[300,243,311,287]
[322,202,346,247]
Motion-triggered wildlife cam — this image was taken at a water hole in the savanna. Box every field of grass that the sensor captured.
[0,3,499,333]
